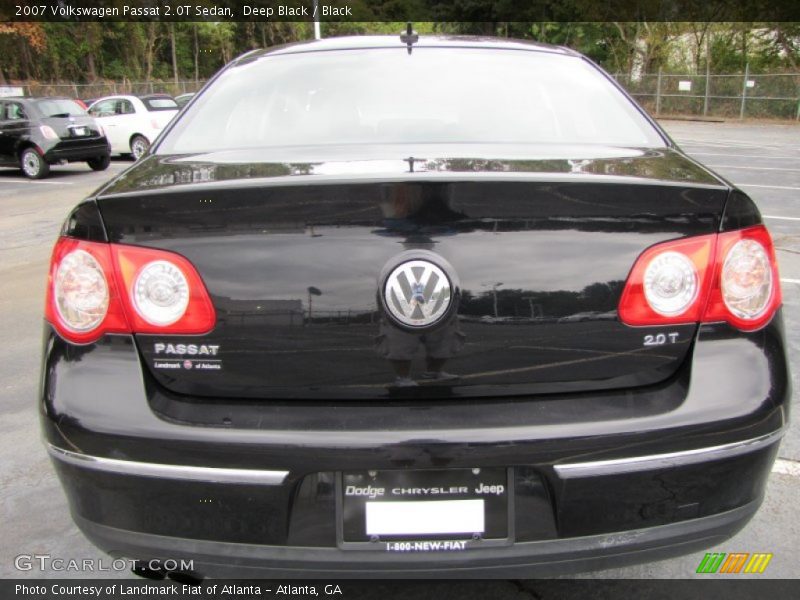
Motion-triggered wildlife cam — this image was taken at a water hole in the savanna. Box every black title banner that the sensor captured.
[2,0,800,22]
[4,579,800,600]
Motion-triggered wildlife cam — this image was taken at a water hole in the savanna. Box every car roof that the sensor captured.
[1,96,74,102]
[235,34,578,64]
[91,95,138,101]
[90,94,175,102]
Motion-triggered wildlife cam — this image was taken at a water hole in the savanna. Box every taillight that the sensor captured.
[703,226,781,331]
[618,234,716,326]
[619,225,781,331]
[40,125,59,140]
[45,239,129,344]
[111,245,216,334]
[132,261,190,326]
[54,250,109,331]
[45,238,215,344]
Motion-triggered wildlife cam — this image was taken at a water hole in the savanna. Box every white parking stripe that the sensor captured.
[764,215,800,221]
[772,459,800,477]
[709,165,800,172]
[678,139,795,149]
[689,152,800,161]
[781,278,800,285]
[0,179,74,185]
[681,143,787,151]
[736,184,800,191]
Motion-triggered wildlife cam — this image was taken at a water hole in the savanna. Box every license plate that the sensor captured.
[72,127,88,136]
[341,468,508,547]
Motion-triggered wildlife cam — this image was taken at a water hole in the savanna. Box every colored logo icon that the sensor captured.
[696,552,773,574]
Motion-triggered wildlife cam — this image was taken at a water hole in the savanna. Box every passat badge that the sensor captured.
[382,254,455,329]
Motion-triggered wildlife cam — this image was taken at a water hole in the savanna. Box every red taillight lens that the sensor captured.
[45,239,129,344]
[111,245,216,334]
[45,238,215,344]
[619,225,781,331]
[618,234,716,326]
[703,226,781,331]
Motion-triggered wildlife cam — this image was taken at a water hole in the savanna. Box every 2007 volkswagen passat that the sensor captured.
[41,35,790,578]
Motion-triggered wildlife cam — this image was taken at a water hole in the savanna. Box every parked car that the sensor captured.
[87,94,178,159]
[41,36,789,579]
[174,92,195,108]
[0,96,110,178]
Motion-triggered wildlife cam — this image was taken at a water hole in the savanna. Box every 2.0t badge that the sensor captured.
[380,252,457,329]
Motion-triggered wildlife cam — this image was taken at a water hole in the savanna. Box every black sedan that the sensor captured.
[0,97,110,178]
[40,35,789,578]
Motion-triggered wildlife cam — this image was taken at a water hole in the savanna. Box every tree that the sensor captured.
[81,23,103,81]
[1,21,798,86]
[0,22,47,81]
[169,23,179,84]
[143,22,161,82]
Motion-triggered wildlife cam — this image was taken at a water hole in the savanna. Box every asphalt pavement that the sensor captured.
[0,121,797,583]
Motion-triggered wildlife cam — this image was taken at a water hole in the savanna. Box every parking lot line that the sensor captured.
[681,143,791,151]
[679,139,796,149]
[736,184,800,191]
[0,179,74,185]
[764,215,800,221]
[708,165,800,172]
[772,458,800,477]
[689,152,800,161]
[781,278,800,285]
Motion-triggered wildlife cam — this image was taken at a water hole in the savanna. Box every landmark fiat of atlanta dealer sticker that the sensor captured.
[152,342,222,371]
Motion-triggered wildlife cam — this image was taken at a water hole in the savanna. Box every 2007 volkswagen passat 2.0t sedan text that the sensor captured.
[41,35,791,578]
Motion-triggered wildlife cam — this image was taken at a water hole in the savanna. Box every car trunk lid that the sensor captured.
[95,146,728,400]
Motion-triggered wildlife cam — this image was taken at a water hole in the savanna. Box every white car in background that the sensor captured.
[87,94,179,159]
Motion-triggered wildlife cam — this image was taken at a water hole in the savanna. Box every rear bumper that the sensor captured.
[73,499,762,578]
[42,139,109,162]
[40,315,791,577]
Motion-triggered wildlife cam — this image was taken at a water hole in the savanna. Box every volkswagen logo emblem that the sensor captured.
[380,253,456,329]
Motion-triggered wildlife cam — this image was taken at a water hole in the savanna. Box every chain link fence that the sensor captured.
[613,68,800,120]
[3,80,208,101]
[3,70,799,120]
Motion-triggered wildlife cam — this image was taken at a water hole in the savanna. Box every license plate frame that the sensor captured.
[71,126,88,137]
[337,467,513,551]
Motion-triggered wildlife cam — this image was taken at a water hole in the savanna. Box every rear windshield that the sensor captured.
[34,99,86,118]
[143,97,178,111]
[159,47,665,154]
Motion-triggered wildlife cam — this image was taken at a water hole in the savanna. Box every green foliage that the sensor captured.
[0,20,798,85]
